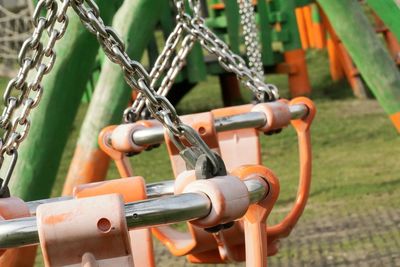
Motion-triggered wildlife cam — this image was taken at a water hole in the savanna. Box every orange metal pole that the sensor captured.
[372,11,400,65]
[384,31,400,65]
[284,49,312,97]
[62,147,110,195]
[295,8,309,50]
[326,35,345,81]
[311,4,326,49]
[320,8,367,98]
[302,6,315,48]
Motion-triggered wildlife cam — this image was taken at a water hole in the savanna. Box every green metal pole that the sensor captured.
[317,0,400,132]
[62,0,164,194]
[224,1,241,54]
[10,1,122,201]
[277,0,303,51]
[366,0,400,41]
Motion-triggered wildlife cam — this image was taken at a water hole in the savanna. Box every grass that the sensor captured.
[1,49,399,265]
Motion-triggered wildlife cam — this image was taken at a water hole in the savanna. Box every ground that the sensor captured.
[1,49,399,266]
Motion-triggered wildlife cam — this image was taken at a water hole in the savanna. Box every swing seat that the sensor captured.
[99,97,316,264]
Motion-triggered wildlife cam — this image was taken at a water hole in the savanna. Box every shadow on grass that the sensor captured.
[310,79,355,101]
[277,178,400,206]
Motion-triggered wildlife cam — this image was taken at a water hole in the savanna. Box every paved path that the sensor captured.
[154,202,400,266]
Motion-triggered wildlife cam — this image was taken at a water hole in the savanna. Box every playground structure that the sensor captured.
[0,0,34,76]
[295,2,400,99]
[0,0,398,266]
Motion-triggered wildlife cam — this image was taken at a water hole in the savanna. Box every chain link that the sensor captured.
[237,0,264,80]
[0,0,70,195]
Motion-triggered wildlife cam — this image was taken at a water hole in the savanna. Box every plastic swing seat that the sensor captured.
[94,97,316,265]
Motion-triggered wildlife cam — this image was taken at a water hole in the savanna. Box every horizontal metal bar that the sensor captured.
[145,180,175,198]
[125,192,210,229]
[0,179,266,249]
[132,104,308,146]
[27,196,72,215]
[27,180,176,215]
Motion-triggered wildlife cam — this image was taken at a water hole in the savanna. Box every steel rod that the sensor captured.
[145,180,175,198]
[132,104,308,146]
[27,180,176,215]
[0,179,266,249]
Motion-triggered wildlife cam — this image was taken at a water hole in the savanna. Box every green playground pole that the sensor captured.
[276,0,303,51]
[10,1,122,201]
[62,0,164,194]
[366,0,400,41]
[317,0,400,132]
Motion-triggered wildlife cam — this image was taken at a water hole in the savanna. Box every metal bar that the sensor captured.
[0,179,266,249]
[125,192,210,229]
[27,196,72,215]
[28,180,176,215]
[145,180,175,198]
[132,104,308,146]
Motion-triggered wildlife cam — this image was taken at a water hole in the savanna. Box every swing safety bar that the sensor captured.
[0,178,267,249]
[127,104,308,147]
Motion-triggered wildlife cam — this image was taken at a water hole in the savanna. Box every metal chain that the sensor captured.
[124,26,196,123]
[70,0,220,174]
[127,0,277,122]
[0,0,279,193]
[0,0,70,195]
[125,0,201,123]
[237,0,264,80]
[176,6,279,101]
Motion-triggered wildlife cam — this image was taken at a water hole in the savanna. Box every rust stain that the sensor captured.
[43,212,72,225]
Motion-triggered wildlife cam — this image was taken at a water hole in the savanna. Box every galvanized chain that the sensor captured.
[124,0,201,123]
[237,0,264,80]
[70,0,221,174]
[0,0,70,196]
[174,0,279,102]
[124,26,196,123]
[127,0,277,122]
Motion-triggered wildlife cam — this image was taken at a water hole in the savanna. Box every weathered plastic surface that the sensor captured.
[211,104,261,172]
[74,177,155,267]
[37,194,133,267]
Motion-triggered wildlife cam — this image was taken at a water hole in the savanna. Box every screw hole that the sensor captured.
[97,218,112,233]
[198,126,206,135]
